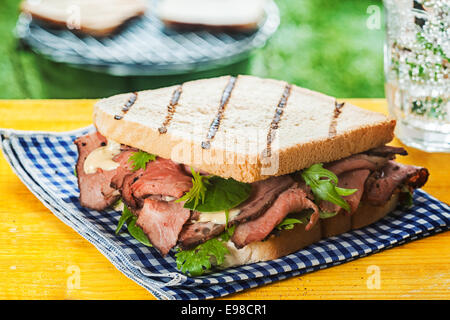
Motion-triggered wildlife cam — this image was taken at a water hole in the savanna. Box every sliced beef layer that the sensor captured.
[233,175,294,223]
[178,221,225,250]
[120,170,143,208]
[136,199,191,256]
[319,169,370,215]
[74,132,120,210]
[232,187,319,249]
[130,158,192,201]
[365,145,408,158]
[177,175,294,249]
[364,160,429,206]
[324,154,389,176]
[110,149,136,190]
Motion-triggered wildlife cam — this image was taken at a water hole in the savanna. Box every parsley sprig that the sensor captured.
[176,168,251,213]
[175,168,211,210]
[301,163,357,212]
[128,150,156,171]
[175,226,235,276]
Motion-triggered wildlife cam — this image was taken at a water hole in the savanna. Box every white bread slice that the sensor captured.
[157,0,267,31]
[222,194,400,268]
[94,75,396,183]
[21,0,147,37]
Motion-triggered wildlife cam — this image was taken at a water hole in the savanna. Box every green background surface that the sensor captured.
[0,0,386,99]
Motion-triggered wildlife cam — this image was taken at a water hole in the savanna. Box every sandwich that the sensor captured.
[157,0,267,32]
[20,0,147,37]
[74,75,429,276]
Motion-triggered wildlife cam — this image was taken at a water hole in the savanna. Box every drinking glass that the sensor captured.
[384,0,449,152]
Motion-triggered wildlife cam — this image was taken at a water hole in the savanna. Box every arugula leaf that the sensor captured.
[400,185,414,209]
[276,218,304,230]
[319,211,338,219]
[335,187,358,196]
[128,217,152,247]
[73,167,77,177]
[276,209,339,231]
[181,173,252,213]
[128,150,156,171]
[175,227,235,276]
[115,203,133,234]
[175,168,211,210]
[115,202,152,247]
[301,163,356,212]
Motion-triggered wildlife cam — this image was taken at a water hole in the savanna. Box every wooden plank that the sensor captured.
[0,99,448,299]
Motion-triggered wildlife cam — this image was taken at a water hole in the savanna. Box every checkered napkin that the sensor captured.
[1,126,449,300]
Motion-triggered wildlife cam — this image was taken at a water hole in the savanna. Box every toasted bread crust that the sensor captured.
[94,75,396,183]
[222,194,400,268]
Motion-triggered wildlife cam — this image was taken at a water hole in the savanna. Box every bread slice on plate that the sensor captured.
[20,0,148,37]
[94,75,396,183]
[157,0,267,32]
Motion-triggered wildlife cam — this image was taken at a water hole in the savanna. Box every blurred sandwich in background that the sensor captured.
[158,0,267,32]
[20,0,148,37]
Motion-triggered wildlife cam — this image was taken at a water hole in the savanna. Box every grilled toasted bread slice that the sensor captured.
[94,75,396,183]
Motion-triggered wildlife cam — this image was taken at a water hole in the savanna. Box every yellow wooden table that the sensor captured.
[0,99,449,300]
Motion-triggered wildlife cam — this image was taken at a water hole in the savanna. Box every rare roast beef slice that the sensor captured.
[136,199,191,256]
[324,153,389,176]
[364,160,429,206]
[131,158,192,200]
[232,187,319,249]
[120,170,144,209]
[177,175,294,249]
[110,149,137,190]
[365,145,408,158]
[233,175,295,223]
[74,132,120,210]
[319,169,370,215]
[178,221,225,250]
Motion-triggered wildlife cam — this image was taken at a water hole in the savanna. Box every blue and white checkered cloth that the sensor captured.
[1,126,449,300]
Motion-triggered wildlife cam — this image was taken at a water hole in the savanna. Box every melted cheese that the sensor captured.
[198,208,240,225]
[83,139,121,174]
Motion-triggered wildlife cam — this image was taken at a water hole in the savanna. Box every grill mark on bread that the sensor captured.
[114,92,138,121]
[264,84,292,158]
[328,100,345,137]
[158,85,183,134]
[201,76,237,149]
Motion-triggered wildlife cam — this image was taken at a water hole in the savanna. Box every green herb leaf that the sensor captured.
[115,203,133,234]
[301,163,357,213]
[128,217,152,247]
[400,185,414,209]
[176,238,229,276]
[175,168,211,210]
[128,150,156,171]
[73,167,77,177]
[115,202,152,247]
[335,187,358,196]
[175,227,235,276]
[181,174,252,213]
[301,163,338,184]
[319,211,338,219]
[220,225,236,242]
[276,218,304,230]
